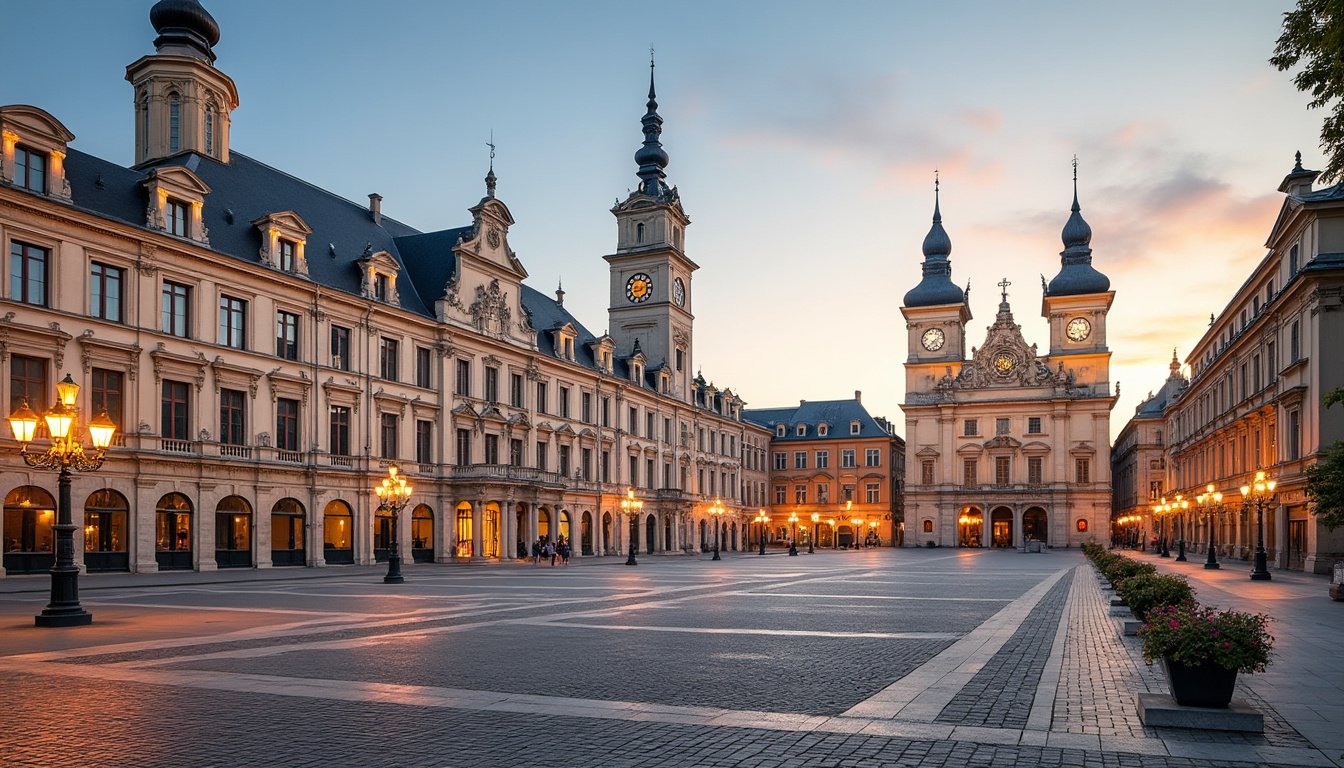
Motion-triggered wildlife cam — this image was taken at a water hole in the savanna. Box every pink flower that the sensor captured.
[1222,642,1232,649]
[1169,620,1180,629]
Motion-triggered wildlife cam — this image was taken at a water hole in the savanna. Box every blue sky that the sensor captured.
[3,1,1317,437]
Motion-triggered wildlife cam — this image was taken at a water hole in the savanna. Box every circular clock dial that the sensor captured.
[920,328,945,351]
[672,277,686,307]
[626,273,653,303]
[1066,317,1092,342]
[993,353,1016,376]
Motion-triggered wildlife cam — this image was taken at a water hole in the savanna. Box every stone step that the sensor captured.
[1136,692,1264,732]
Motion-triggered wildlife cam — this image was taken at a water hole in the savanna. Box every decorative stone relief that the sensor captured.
[469,279,511,336]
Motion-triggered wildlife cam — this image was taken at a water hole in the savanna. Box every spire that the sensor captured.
[150,0,221,62]
[1169,347,1181,379]
[1046,156,1110,296]
[1061,155,1093,250]
[555,278,565,307]
[903,172,965,308]
[633,48,670,197]
[484,131,497,198]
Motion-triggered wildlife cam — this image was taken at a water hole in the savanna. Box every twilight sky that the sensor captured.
[3,1,1317,439]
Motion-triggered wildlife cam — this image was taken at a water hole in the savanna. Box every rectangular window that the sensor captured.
[963,419,978,436]
[484,366,499,403]
[1289,410,1301,460]
[484,434,499,465]
[774,485,786,504]
[559,445,571,477]
[817,483,830,504]
[921,460,934,485]
[455,359,471,396]
[1289,244,1300,274]
[278,239,296,272]
[89,262,124,322]
[601,450,610,483]
[276,397,299,451]
[1028,456,1043,485]
[90,368,124,431]
[963,459,977,487]
[793,451,807,469]
[509,438,523,467]
[1290,321,1301,362]
[582,392,593,423]
[10,355,48,415]
[996,418,1010,435]
[379,413,398,459]
[995,456,1010,486]
[773,451,786,470]
[276,310,299,360]
[10,241,48,307]
[161,281,190,337]
[629,455,639,486]
[218,295,246,349]
[601,397,610,426]
[167,198,188,237]
[561,386,572,419]
[865,448,881,467]
[14,145,47,193]
[161,380,190,441]
[1240,363,1248,401]
[1027,417,1042,434]
[1075,458,1090,484]
[582,448,593,479]
[537,382,549,414]
[1267,341,1277,383]
[841,449,856,468]
[329,405,350,456]
[330,326,351,371]
[865,482,880,504]
[380,338,399,380]
[1253,354,1262,392]
[645,411,654,438]
[456,428,472,466]
[416,347,432,388]
[675,348,684,372]
[815,450,829,469]
[537,441,549,471]
[415,420,433,464]
[374,274,390,302]
[510,373,525,408]
[219,388,246,446]
[794,485,807,504]
[628,406,638,434]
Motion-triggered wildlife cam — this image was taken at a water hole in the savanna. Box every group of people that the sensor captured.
[522,537,571,566]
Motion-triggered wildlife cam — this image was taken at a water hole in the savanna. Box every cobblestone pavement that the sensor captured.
[935,569,1075,728]
[0,549,1336,767]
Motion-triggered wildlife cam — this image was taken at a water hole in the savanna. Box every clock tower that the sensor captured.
[605,59,696,399]
[900,181,972,395]
[1041,166,1113,389]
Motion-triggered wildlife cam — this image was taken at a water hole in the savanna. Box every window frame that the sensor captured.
[89,261,125,323]
[9,240,49,307]
[276,310,300,360]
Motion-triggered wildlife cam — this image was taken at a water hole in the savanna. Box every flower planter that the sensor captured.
[1163,657,1238,708]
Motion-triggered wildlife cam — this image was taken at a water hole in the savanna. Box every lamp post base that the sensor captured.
[712,547,721,561]
[35,606,93,627]
[1250,550,1271,580]
[1175,540,1187,562]
[383,553,405,584]
[626,543,638,566]
[788,543,798,556]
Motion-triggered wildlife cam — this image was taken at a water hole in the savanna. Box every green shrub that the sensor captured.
[1116,573,1193,621]
[1101,557,1155,584]
[1140,602,1273,673]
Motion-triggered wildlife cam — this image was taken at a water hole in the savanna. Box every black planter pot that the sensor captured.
[1163,657,1238,708]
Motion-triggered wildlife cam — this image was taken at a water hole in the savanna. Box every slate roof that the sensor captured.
[1134,374,1185,419]
[743,399,892,441]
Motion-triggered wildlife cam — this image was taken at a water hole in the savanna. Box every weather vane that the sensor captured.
[487,129,496,167]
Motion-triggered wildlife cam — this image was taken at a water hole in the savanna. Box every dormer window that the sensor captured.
[776,425,786,437]
[632,363,643,383]
[252,211,312,276]
[818,424,829,437]
[562,338,574,360]
[167,198,188,236]
[144,166,210,245]
[375,274,390,302]
[278,239,296,272]
[14,145,46,193]
[658,371,670,393]
[601,351,612,371]
[796,424,807,437]
[850,420,861,435]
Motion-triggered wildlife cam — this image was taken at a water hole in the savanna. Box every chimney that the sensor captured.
[369,193,383,226]
[855,390,862,403]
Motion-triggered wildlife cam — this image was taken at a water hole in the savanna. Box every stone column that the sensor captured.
[528,504,539,549]
[503,500,515,560]
[471,500,484,561]
[1013,507,1024,550]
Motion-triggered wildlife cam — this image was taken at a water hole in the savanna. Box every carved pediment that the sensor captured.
[982,435,1021,450]
[915,446,940,458]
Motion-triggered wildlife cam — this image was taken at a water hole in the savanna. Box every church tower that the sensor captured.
[125,0,239,166]
[1041,163,1113,390]
[605,59,696,399]
[900,179,972,394]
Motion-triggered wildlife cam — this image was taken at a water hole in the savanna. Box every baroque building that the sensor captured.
[0,0,769,576]
[1160,155,1344,575]
[744,393,905,549]
[900,177,1115,548]
[1111,352,1182,547]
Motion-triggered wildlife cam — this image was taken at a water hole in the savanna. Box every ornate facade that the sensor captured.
[0,1,769,577]
[900,179,1115,548]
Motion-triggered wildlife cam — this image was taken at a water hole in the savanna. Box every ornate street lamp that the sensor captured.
[1240,470,1276,581]
[868,520,879,547]
[1172,494,1189,561]
[1152,501,1169,556]
[851,516,864,549]
[828,518,837,549]
[809,512,819,554]
[621,487,643,566]
[1197,484,1223,570]
[8,374,117,627]
[374,464,413,583]
[787,510,799,556]
[754,509,768,555]
[708,497,725,561]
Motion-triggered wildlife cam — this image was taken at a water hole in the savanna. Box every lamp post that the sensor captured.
[1197,483,1223,570]
[374,464,413,584]
[1173,494,1188,561]
[621,487,643,566]
[7,374,117,627]
[828,518,837,549]
[1152,502,1169,556]
[754,509,768,555]
[809,512,819,554]
[1240,470,1276,581]
[851,516,864,549]
[708,497,725,561]
[868,520,879,547]
[787,510,799,556]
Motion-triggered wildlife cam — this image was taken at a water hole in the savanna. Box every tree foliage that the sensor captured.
[1305,386,1344,530]
[1272,0,1344,183]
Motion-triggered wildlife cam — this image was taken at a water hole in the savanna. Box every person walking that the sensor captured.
[545,539,556,566]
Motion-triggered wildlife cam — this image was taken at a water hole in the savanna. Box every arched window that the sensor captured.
[156,492,193,570]
[3,486,56,574]
[84,489,129,572]
[323,500,353,564]
[204,104,216,156]
[455,503,473,558]
[215,496,253,568]
[412,504,433,562]
[168,95,181,152]
[636,222,645,243]
[271,498,305,566]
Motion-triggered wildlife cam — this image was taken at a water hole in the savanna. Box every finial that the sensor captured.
[634,50,670,196]
[1294,150,1303,171]
[485,130,497,198]
[1071,154,1080,211]
[555,277,565,306]
[998,277,1011,304]
[932,170,942,224]
[964,279,971,300]
[648,45,657,100]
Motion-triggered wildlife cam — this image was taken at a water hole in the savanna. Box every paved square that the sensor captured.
[1,549,1338,767]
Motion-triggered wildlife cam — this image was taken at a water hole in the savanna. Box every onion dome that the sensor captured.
[1046,160,1110,296]
[634,58,670,197]
[903,179,967,307]
[150,0,221,62]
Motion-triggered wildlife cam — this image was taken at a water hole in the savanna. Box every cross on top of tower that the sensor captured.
[998,277,1011,303]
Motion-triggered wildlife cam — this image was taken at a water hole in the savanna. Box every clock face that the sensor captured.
[626,273,653,303]
[672,277,686,307]
[993,353,1016,376]
[1066,317,1092,342]
[920,328,945,351]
